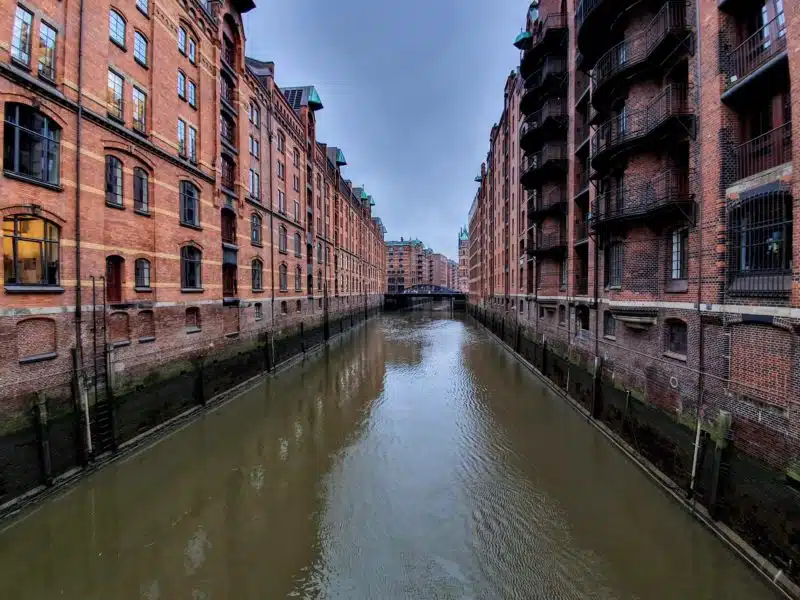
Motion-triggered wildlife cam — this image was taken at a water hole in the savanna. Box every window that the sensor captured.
[11,6,33,66]
[2,215,60,286]
[605,241,623,287]
[105,156,123,206]
[252,259,263,290]
[188,37,196,63]
[538,304,545,319]
[133,167,148,213]
[133,32,148,66]
[318,270,323,291]
[177,71,186,98]
[559,259,567,289]
[181,246,202,289]
[292,149,299,167]
[576,306,589,331]
[728,192,792,295]
[107,69,124,120]
[249,103,260,126]
[249,136,259,158]
[185,307,200,331]
[135,258,151,288]
[558,305,566,325]
[293,174,299,192]
[293,200,299,222]
[317,242,323,263]
[136,0,148,16]
[178,26,186,54]
[279,225,287,252]
[109,10,126,47]
[187,80,196,108]
[296,299,302,311]
[251,214,262,244]
[604,312,616,337]
[132,87,146,133]
[278,190,286,213]
[249,170,259,198]
[179,181,199,226]
[670,228,688,280]
[279,263,288,291]
[177,119,186,156]
[294,232,302,256]
[37,22,57,81]
[665,320,687,356]
[3,103,61,185]
[277,160,285,180]
[281,300,287,314]
[277,131,285,152]
[295,266,302,291]
[254,302,263,320]
[187,125,197,162]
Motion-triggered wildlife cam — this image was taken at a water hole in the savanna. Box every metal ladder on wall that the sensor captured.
[90,277,115,456]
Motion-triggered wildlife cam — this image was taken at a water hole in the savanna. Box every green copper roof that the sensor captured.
[360,190,369,200]
[369,195,375,206]
[459,227,469,241]
[513,31,532,49]
[474,174,482,182]
[336,149,347,166]
[308,87,323,111]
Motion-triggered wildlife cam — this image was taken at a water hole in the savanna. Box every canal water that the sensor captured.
[0,314,780,600]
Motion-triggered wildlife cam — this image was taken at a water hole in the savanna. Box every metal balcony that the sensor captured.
[723,13,787,102]
[519,99,568,151]
[731,121,792,184]
[576,0,644,69]
[527,230,567,257]
[520,13,568,79]
[528,187,567,221]
[520,57,568,116]
[520,143,568,189]
[592,2,691,112]
[591,84,694,171]
[590,168,694,229]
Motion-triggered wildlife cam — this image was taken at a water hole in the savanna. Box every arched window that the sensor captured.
[133,32,148,66]
[295,266,302,291]
[109,10,126,47]
[279,263,288,291]
[4,103,61,185]
[294,232,302,257]
[252,258,263,290]
[2,215,60,286]
[279,226,287,252]
[133,168,148,213]
[106,255,124,303]
[181,246,202,289]
[317,270,322,291]
[105,156,123,206]
[179,181,199,226]
[134,258,151,289]
[251,214,262,244]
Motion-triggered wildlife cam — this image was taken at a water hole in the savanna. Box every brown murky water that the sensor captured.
[0,314,780,599]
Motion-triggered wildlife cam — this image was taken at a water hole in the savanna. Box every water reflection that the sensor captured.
[0,316,779,600]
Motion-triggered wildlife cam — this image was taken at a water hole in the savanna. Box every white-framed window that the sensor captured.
[177,119,186,156]
[249,169,259,198]
[188,125,197,162]
[11,6,34,66]
[278,190,286,213]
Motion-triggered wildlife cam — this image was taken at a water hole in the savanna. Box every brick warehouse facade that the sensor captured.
[469,0,800,586]
[0,0,387,465]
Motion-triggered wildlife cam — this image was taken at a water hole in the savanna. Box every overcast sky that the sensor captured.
[244,0,524,260]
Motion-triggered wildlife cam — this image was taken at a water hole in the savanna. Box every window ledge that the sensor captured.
[603,334,616,341]
[134,286,152,293]
[252,288,265,293]
[180,221,203,231]
[134,58,149,70]
[111,340,131,348]
[185,326,202,334]
[106,201,125,210]
[5,285,65,294]
[110,39,127,52]
[252,241,263,248]
[181,287,204,293]
[134,208,151,217]
[3,170,63,191]
[19,352,57,365]
[10,56,31,72]
[138,336,156,344]
[664,350,687,363]
[225,332,240,338]
[605,285,622,291]
[279,249,288,255]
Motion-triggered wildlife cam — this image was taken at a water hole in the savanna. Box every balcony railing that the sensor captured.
[592,84,691,163]
[575,167,590,196]
[520,99,568,141]
[529,230,567,255]
[221,160,235,192]
[222,42,236,70]
[732,121,792,183]
[575,69,590,101]
[524,57,568,92]
[592,168,693,225]
[594,2,688,95]
[574,219,588,242]
[522,12,568,64]
[220,75,235,107]
[530,186,567,217]
[522,143,569,177]
[726,13,786,89]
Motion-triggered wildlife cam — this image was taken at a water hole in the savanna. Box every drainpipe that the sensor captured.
[689,0,705,500]
[267,95,275,327]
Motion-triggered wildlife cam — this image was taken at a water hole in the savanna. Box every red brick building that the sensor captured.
[0,0,386,414]
[469,0,799,472]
